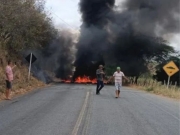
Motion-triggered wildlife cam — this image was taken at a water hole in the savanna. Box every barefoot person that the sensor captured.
[96,65,105,95]
[5,60,16,100]
[109,67,128,98]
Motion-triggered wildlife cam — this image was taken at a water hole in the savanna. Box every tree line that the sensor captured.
[0,0,76,82]
[0,0,56,59]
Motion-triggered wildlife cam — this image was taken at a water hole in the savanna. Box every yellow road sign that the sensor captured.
[163,61,179,77]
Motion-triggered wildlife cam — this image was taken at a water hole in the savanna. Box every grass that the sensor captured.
[0,64,47,101]
[129,78,180,99]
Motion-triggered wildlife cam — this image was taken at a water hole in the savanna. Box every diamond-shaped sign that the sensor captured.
[163,61,179,77]
[25,53,37,64]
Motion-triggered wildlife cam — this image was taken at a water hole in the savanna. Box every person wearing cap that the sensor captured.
[110,67,129,98]
[96,65,105,95]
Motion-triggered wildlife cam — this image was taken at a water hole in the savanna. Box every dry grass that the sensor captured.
[0,64,47,101]
[129,78,180,99]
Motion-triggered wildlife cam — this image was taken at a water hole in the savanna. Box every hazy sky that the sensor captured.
[45,0,81,30]
[45,0,123,29]
[45,0,180,51]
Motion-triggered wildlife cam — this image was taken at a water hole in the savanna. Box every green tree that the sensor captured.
[0,0,56,58]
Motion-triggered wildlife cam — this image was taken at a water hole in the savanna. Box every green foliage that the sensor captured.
[105,65,116,76]
[145,87,154,92]
[0,0,56,57]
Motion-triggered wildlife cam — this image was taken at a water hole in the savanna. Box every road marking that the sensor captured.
[72,91,90,135]
[82,91,93,135]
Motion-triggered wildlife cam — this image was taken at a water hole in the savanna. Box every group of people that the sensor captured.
[96,65,129,98]
[4,61,128,100]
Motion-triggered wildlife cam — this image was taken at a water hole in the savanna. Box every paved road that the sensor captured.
[0,84,179,135]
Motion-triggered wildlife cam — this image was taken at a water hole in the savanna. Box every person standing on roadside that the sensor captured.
[109,67,129,98]
[96,65,105,95]
[5,60,16,100]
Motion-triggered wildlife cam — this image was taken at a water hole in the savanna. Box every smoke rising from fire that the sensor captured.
[74,0,179,78]
[23,30,77,83]
[122,0,180,36]
[24,0,179,82]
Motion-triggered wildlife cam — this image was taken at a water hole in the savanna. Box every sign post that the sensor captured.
[25,53,37,81]
[163,61,179,89]
[28,53,32,81]
[167,76,170,89]
[71,66,76,83]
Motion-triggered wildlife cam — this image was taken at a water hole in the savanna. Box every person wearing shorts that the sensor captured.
[110,67,128,98]
[5,60,16,100]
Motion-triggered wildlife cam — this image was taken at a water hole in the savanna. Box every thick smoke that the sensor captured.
[122,0,180,36]
[79,0,115,26]
[74,0,179,78]
[23,30,76,83]
[74,0,115,78]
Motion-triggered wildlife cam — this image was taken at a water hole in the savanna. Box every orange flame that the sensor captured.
[63,76,108,84]
[75,76,97,84]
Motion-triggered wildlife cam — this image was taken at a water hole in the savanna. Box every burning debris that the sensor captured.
[62,76,96,84]
[61,75,110,84]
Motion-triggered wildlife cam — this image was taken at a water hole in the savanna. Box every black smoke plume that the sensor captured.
[74,0,179,78]
[123,0,179,35]
[74,0,115,79]
[23,30,76,83]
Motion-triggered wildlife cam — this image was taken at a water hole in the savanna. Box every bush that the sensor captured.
[130,77,180,99]
[145,87,154,92]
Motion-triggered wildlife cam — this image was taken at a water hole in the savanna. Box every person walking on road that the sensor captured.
[5,60,16,100]
[109,67,129,98]
[96,65,105,95]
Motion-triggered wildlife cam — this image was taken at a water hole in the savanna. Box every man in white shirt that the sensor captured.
[110,67,129,98]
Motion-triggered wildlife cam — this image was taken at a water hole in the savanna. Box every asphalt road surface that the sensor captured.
[0,84,179,135]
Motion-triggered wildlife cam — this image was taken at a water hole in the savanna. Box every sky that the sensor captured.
[45,0,123,30]
[45,0,81,30]
[45,0,180,51]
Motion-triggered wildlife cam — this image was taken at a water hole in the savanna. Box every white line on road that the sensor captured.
[82,91,93,135]
[72,91,90,135]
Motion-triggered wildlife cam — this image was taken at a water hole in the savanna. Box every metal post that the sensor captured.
[167,76,170,89]
[28,53,32,81]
